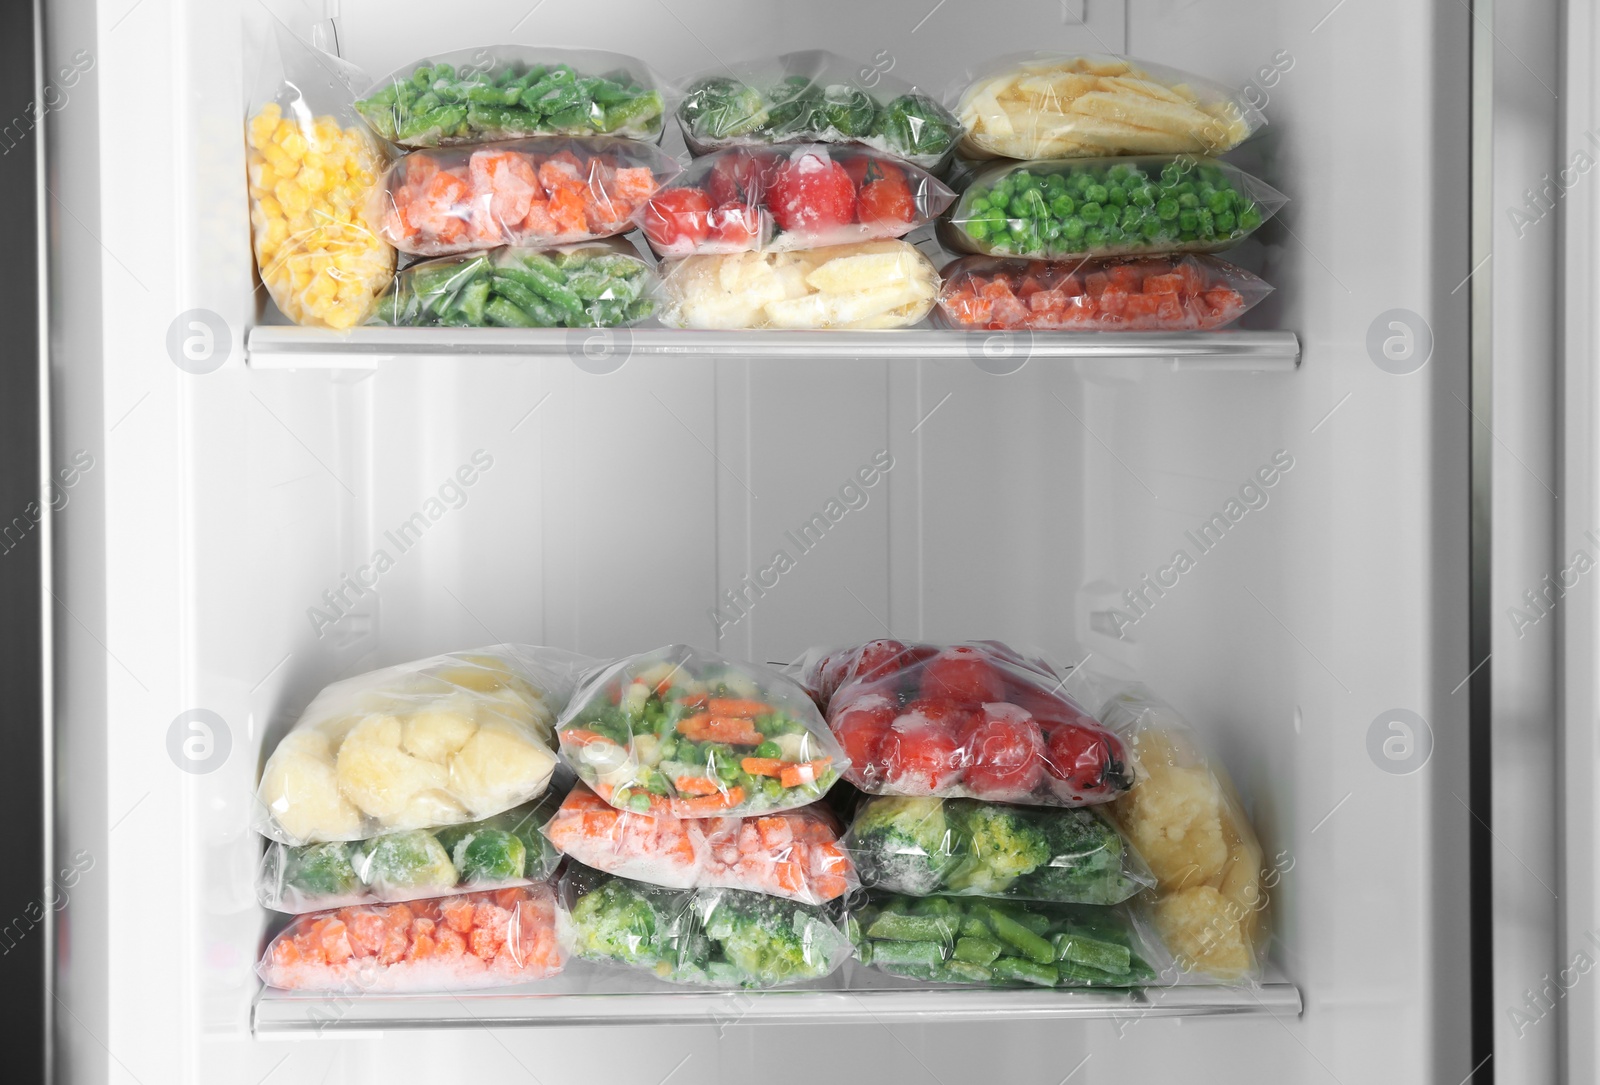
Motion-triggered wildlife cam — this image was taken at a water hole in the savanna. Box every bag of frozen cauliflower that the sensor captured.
[254,646,592,847]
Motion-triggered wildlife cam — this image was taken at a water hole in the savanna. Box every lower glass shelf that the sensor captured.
[251,960,1301,1035]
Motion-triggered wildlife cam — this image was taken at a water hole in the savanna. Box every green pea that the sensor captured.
[1050,194,1075,218]
[1178,209,1200,232]
[1045,173,1067,194]
[1177,192,1200,210]
[1238,206,1263,231]
[1062,218,1085,241]
[1215,210,1238,234]
[1084,225,1107,246]
[1085,184,1109,204]
[1079,201,1102,224]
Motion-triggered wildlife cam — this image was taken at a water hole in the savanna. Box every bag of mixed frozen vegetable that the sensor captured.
[936,254,1272,332]
[254,645,590,847]
[658,240,939,330]
[257,884,564,992]
[844,795,1150,905]
[790,640,1132,807]
[245,16,394,329]
[370,239,656,329]
[954,53,1261,161]
[677,50,962,171]
[543,783,855,905]
[556,645,846,818]
[939,155,1285,262]
[356,47,666,147]
[372,138,678,257]
[638,145,953,257]
[1061,669,1270,985]
[559,863,852,988]
[258,788,566,913]
[851,892,1168,989]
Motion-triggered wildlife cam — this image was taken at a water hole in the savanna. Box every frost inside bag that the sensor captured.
[791,640,1132,807]
[844,795,1150,905]
[370,239,656,328]
[556,645,846,817]
[954,53,1262,160]
[559,863,852,988]
[257,884,564,992]
[658,240,939,330]
[259,788,566,913]
[356,47,666,147]
[245,17,394,329]
[542,783,855,905]
[940,155,1285,261]
[851,893,1167,988]
[936,254,1272,332]
[373,137,679,256]
[1062,669,1271,985]
[254,645,588,846]
[638,145,953,257]
[677,50,961,171]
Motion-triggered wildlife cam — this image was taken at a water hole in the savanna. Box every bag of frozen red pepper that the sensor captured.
[790,639,1132,807]
[372,136,680,257]
[936,254,1272,332]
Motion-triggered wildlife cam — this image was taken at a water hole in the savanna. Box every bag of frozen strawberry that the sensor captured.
[789,640,1131,807]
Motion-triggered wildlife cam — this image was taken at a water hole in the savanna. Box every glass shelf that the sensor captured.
[251,961,1301,1036]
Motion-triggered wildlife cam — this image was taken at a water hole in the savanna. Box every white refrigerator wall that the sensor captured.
[48,1,1472,1083]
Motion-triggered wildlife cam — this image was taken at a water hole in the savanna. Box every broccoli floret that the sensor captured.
[878,93,958,158]
[944,802,1050,894]
[569,877,661,965]
[283,842,359,900]
[849,796,957,895]
[681,76,769,140]
[351,831,457,894]
[453,829,527,883]
[1015,808,1134,904]
[700,889,848,986]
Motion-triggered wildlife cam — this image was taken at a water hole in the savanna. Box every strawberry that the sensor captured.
[769,149,856,234]
[857,170,915,228]
[831,693,897,774]
[962,704,1045,800]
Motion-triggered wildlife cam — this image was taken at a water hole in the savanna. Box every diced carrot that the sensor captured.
[469,927,499,961]
[1085,271,1109,296]
[378,924,409,965]
[495,887,523,911]
[345,910,386,957]
[436,926,467,957]
[674,775,723,797]
[708,699,775,718]
[814,874,849,901]
[1098,286,1129,316]
[410,929,437,960]
[318,919,354,964]
[1017,275,1045,299]
[680,692,708,709]
[271,939,302,967]
[442,898,475,935]
[1124,293,1160,318]
[1176,259,1206,295]
[671,787,745,815]
[613,166,658,203]
[756,816,794,850]
[740,757,786,777]
[547,185,589,235]
[1107,264,1142,290]
[560,728,616,747]
[779,758,831,789]
[774,860,803,893]
[1142,273,1184,295]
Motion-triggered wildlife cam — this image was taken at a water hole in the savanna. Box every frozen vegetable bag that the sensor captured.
[542,783,856,905]
[244,16,394,330]
[556,645,847,817]
[356,47,666,147]
[254,645,591,846]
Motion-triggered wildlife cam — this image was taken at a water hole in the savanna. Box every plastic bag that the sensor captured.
[790,640,1132,807]
[638,145,953,257]
[677,50,962,171]
[369,239,656,328]
[851,893,1168,988]
[954,53,1261,161]
[245,18,394,329]
[658,240,939,330]
[542,783,855,905]
[257,884,564,992]
[556,645,846,817]
[372,137,679,256]
[258,789,566,914]
[844,795,1151,905]
[356,47,666,147]
[936,254,1271,332]
[559,863,852,988]
[939,156,1285,261]
[254,645,588,847]
[1061,672,1271,985]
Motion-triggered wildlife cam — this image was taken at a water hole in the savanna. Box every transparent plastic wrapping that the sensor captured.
[356,47,666,147]
[542,784,855,905]
[254,646,590,846]
[953,53,1261,160]
[556,645,846,817]
[369,239,656,328]
[559,863,852,988]
[677,50,962,171]
[657,240,939,330]
[1062,670,1271,986]
[936,254,1272,332]
[638,145,953,256]
[258,789,566,914]
[844,795,1151,905]
[789,640,1131,807]
[257,884,564,992]
[373,137,679,256]
[245,18,394,329]
[850,893,1168,989]
[940,156,1285,261]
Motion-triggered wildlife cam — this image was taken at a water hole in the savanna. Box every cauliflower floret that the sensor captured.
[400,703,479,762]
[1152,884,1254,980]
[258,729,363,843]
[1112,742,1228,890]
[335,714,451,819]
[449,716,557,816]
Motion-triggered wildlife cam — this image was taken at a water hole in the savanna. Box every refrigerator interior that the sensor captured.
[46,0,1474,1082]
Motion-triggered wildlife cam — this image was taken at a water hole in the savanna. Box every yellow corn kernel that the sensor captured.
[261,143,293,173]
[299,167,326,194]
[279,129,308,159]
[273,118,297,145]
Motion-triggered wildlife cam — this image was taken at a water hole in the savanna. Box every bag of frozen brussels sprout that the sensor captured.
[676,50,962,171]
[253,645,593,847]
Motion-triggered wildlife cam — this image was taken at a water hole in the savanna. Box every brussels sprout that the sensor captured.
[682,76,768,140]
[353,831,458,892]
[284,842,359,899]
[878,93,958,158]
[760,76,822,135]
[453,828,528,883]
[819,84,877,137]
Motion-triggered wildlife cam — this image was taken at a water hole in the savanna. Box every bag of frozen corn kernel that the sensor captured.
[953,53,1263,161]
[244,17,394,329]
[253,645,593,848]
